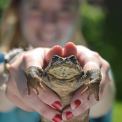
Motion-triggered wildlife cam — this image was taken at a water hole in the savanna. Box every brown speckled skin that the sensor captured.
[25,55,102,122]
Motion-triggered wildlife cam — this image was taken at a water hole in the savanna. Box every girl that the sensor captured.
[0,0,115,122]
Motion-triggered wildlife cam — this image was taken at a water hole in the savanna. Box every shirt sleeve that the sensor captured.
[0,53,5,64]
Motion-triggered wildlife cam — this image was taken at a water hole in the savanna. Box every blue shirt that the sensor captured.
[0,53,5,64]
[0,107,112,122]
[0,108,40,122]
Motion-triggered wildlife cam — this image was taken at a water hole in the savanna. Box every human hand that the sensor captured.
[5,47,65,122]
[61,42,110,121]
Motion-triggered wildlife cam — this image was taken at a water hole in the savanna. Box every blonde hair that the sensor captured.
[0,0,28,52]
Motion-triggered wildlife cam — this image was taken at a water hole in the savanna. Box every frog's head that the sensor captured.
[45,55,81,80]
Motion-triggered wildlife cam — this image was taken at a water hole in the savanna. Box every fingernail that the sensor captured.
[51,101,62,110]
[52,114,62,122]
[72,99,81,110]
[65,111,73,120]
[74,99,81,108]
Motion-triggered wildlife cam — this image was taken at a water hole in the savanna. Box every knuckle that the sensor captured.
[8,65,15,72]
[22,53,32,66]
[103,60,110,69]
[22,53,29,62]
[93,52,100,58]
[105,61,110,69]
[17,52,26,60]
[5,90,14,100]
[20,88,29,98]
[5,89,9,98]
[40,108,47,115]
[38,106,49,117]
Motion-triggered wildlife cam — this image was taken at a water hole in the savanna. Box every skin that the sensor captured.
[2,0,112,121]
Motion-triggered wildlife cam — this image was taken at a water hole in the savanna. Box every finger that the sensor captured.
[14,71,63,111]
[23,48,45,68]
[99,58,110,98]
[70,87,97,110]
[63,42,77,57]
[83,61,100,71]
[62,106,89,121]
[80,51,101,71]
[8,51,44,96]
[62,107,74,121]
[38,86,63,111]
[24,90,62,121]
[6,91,33,112]
[77,47,101,67]
[12,67,29,96]
[45,45,63,63]
[6,77,34,112]
[62,106,88,121]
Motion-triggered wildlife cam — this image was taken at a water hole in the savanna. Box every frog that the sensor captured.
[25,55,102,122]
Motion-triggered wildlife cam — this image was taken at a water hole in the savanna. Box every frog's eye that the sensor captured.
[69,55,77,64]
[52,55,60,62]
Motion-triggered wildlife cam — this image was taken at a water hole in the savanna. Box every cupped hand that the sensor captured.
[61,42,111,121]
[5,47,64,122]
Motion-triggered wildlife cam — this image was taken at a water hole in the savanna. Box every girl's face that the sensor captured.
[20,0,80,47]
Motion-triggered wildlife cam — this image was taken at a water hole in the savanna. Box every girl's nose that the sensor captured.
[41,11,58,23]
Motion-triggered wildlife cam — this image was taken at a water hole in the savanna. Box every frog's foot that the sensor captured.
[87,80,100,101]
[81,69,102,101]
[25,66,44,95]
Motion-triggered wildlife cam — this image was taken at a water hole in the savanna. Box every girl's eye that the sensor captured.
[30,4,40,11]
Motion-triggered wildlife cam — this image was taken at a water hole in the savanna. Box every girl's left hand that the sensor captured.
[61,42,111,121]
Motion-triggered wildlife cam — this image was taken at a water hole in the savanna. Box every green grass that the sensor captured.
[113,102,122,122]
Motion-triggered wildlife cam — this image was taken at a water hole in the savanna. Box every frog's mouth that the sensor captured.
[47,64,81,80]
[44,75,84,96]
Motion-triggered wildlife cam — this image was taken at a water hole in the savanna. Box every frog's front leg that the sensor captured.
[81,69,102,101]
[24,66,44,95]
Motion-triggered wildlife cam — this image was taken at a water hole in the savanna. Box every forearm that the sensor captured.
[0,64,15,112]
[0,91,15,112]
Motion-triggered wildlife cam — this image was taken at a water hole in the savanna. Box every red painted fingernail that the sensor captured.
[66,111,73,120]
[52,101,62,110]
[74,99,81,109]
[52,114,62,122]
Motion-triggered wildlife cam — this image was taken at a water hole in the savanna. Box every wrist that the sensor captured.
[0,87,15,112]
[0,48,24,89]
[0,53,15,111]
[0,52,9,93]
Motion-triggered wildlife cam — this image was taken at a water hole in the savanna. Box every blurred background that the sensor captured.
[0,0,122,122]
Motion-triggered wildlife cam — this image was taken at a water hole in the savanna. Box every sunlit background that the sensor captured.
[0,0,122,122]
